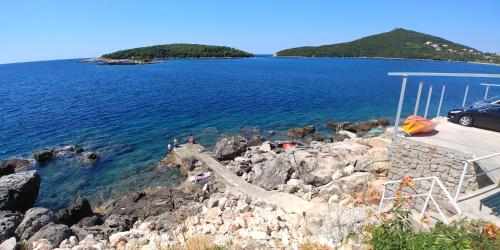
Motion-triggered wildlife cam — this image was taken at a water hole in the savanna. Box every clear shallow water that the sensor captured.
[1,56,499,209]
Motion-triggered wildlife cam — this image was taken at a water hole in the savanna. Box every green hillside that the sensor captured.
[276,28,499,64]
[102,43,254,61]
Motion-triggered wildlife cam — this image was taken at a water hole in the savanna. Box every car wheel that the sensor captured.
[459,115,473,127]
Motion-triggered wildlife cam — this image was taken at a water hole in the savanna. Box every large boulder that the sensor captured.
[15,207,57,241]
[0,171,41,212]
[103,188,192,220]
[0,210,23,242]
[213,136,248,161]
[303,125,316,133]
[287,128,305,138]
[33,150,54,164]
[252,154,294,190]
[83,152,100,163]
[69,214,134,241]
[0,163,15,178]
[0,158,31,177]
[0,237,16,250]
[56,195,94,226]
[355,119,380,132]
[325,122,338,130]
[28,223,71,248]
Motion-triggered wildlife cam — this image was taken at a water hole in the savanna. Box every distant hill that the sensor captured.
[101,43,254,61]
[276,28,500,64]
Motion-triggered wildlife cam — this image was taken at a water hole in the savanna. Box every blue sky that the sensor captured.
[1,0,499,64]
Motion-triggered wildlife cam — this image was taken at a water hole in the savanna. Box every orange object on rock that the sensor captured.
[402,115,437,135]
[283,143,295,150]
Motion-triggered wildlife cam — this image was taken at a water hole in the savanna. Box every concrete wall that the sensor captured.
[388,137,490,212]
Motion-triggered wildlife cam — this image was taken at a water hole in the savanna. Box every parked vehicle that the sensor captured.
[448,95,500,130]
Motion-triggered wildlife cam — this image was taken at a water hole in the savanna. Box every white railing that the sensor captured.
[454,152,500,202]
[379,176,462,224]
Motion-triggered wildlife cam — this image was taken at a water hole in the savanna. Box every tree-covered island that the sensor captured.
[276,28,500,64]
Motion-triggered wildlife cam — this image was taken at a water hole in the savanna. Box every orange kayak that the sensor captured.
[402,116,437,135]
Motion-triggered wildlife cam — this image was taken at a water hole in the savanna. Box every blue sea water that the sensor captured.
[1,56,499,209]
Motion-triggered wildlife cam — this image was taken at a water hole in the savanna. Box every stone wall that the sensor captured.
[388,137,490,212]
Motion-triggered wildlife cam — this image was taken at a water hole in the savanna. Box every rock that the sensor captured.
[325,122,338,130]
[234,216,247,229]
[59,235,78,248]
[218,197,228,210]
[249,231,268,240]
[0,170,41,212]
[56,195,94,226]
[0,164,15,178]
[259,142,273,152]
[53,145,84,155]
[0,158,31,177]
[333,133,350,142]
[84,152,100,162]
[342,164,355,176]
[75,215,104,227]
[286,179,304,187]
[33,150,54,164]
[213,136,248,161]
[250,154,266,164]
[0,211,22,242]
[279,184,299,193]
[252,154,293,190]
[310,134,325,142]
[104,188,191,220]
[378,118,390,126]
[334,172,375,192]
[337,130,357,140]
[303,125,316,133]
[32,239,52,250]
[104,214,136,232]
[16,207,57,241]
[287,128,305,138]
[0,237,16,250]
[207,193,224,208]
[248,135,265,147]
[355,119,379,132]
[29,223,71,248]
[328,194,340,204]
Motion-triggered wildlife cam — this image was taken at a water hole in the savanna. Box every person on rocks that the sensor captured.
[167,143,172,153]
[173,138,178,148]
[188,134,196,144]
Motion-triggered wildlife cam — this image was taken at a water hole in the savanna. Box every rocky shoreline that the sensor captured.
[0,119,391,249]
[80,58,154,65]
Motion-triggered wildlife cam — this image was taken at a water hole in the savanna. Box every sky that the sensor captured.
[1,0,499,64]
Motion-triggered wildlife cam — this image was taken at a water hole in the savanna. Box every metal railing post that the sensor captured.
[390,75,408,156]
[414,82,423,116]
[421,178,435,217]
[455,162,469,202]
[436,85,446,118]
[378,185,387,213]
[424,86,433,119]
[462,85,469,107]
[484,85,490,100]
[430,195,448,224]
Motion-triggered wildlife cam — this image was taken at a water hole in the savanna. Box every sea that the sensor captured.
[1,56,499,209]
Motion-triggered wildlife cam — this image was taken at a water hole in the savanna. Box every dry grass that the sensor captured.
[299,241,331,250]
[169,235,226,250]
